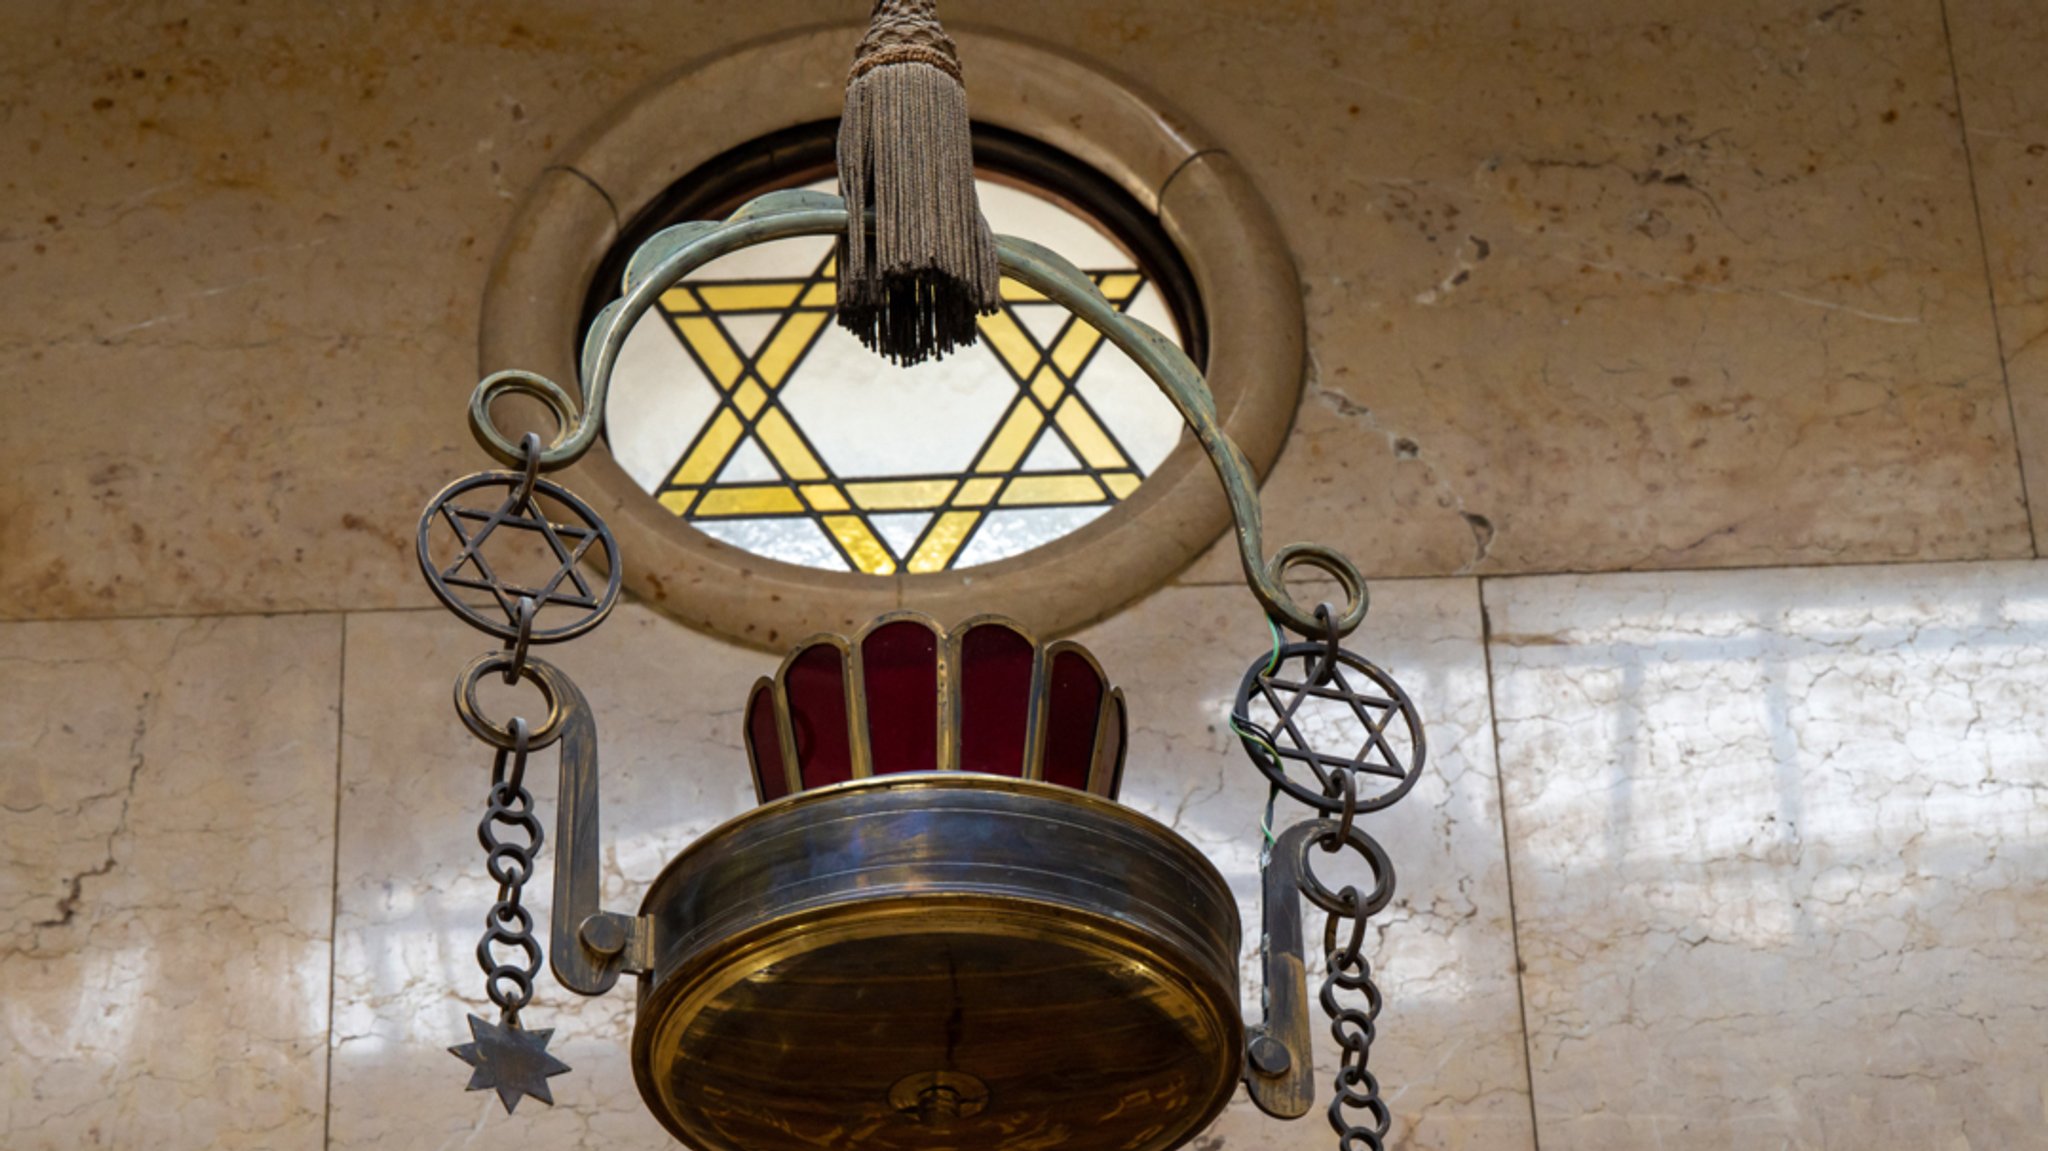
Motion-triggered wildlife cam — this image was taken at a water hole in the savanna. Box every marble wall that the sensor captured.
[3,2,2045,1149]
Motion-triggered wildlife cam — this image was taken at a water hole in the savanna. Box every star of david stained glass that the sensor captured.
[603,136,1199,576]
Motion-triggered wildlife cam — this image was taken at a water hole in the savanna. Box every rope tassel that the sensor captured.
[836,0,1000,366]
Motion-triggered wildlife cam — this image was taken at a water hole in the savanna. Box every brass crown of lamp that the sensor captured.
[413,5,1427,1150]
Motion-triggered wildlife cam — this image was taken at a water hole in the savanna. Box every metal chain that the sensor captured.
[477,717,544,1023]
[1237,599,1418,1151]
[422,312,635,1108]
[452,434,557,1028]
[469,597,546,1028]
[1316,773,1391,1151]
[417,421,619,1089]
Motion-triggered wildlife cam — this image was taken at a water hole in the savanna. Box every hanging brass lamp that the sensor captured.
[413,6,1426,1151]
[625,615,1237,1150]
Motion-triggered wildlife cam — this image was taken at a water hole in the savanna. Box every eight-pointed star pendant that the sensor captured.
[450,1013,572,1113]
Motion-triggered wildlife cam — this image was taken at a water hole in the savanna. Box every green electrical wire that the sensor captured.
[1235,614,1290,858]
[1230,616,1286,760]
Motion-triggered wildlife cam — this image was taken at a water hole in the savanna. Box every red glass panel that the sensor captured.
[1042,650,1105,791]
[786,643,853,789]
[863,620,939,775]
[959,623,1035,777]
[745,680,790,803]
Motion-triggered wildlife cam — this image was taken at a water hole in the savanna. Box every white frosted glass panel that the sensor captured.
[607,317,720,491]
[1021,436,1081,473]
[869,512,934,561]
[779,327,1019,478]
[1011,303,1070,348]
[713,439,778,484]
[718,312,782,357]
[980,180,1127,265]
[688,231,834,280]
[954,506,1111,568]
[694,517,847,570]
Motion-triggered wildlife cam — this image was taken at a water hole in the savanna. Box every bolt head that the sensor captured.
[1248,1034,1291,1077]
[579,913,627,957]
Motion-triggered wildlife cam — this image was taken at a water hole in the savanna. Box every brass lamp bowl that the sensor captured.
[631,774,1243,1151]
[537,615,1265,1151]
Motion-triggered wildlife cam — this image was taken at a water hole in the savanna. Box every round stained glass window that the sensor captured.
[593,123,1205,577]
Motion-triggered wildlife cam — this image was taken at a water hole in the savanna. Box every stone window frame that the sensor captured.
[481,24,1303,649]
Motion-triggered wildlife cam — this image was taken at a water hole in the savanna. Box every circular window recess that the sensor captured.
[481,26,1303,649]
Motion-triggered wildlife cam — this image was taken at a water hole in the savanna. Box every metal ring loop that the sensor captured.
[1296,822,1396,919]
[479,929,542,972]
[1322,972,1383,1022]
[483,785,539,824]
[1331,1015,1377,1058]
[503,598,538,685]
[480,945,541,987]
[468,369,580,470]
[1325,900,1371,967]
[484,966,536,1010]
[1263,543,1369,639]
[486,850,532,889]
[479,807,542,857]
[456,653,566,749]
[1322,770,1358,851]
[1309,602,1342,685]
[1334,1080,1389,1119]
[490,717,533,790]
[512,433,543,508]
[486,901,535,937]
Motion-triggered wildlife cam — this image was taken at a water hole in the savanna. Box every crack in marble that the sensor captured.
[1306,355,1495,573]
[20,692,148,946]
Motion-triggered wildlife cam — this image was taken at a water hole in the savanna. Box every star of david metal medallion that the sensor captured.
[1232,642,1425,814]
[417,471,622,642]
[449,1013,572,1113]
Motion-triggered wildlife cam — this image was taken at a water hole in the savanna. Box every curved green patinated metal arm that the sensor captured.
[468,190,1364,638]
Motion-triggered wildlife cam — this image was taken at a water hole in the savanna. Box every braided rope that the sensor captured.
[850,0,962,82]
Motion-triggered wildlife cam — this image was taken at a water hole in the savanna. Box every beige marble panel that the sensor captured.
[0,614,341,1150]
[1950,0,2048,550]
[330,581,1529,1148]
[5,0,2027,623]
[1150,0,2023,579]
[0,1,829,620]
[1488,563,2048,1147]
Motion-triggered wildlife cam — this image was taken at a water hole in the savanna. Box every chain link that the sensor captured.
[1309,601,1342,687]
[502,595,537,685]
